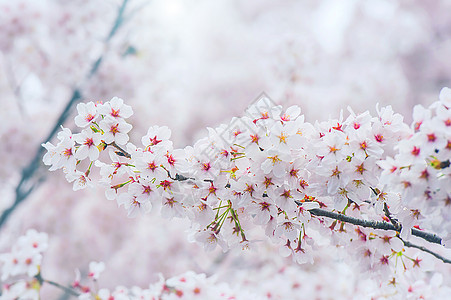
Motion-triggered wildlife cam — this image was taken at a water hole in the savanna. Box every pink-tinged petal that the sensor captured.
[120,105,133,118]
[88,148,100,161]
[75,145,89,160]
[114,132,129,145]
[439,87,451,106]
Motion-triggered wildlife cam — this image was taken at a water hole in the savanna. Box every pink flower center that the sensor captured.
[331,166,341,177]
[110,124,119,134]
[208,185,217,194]
[85,113,95,122]
[289,168,299,178]
[165,197,176,207]
[263,177,273,188]
[84,138,94,147]
[63,148,73,157]
[149,135,162,146]
[281,114,290,122]
[111,109,120,117]
[142,185,152,194]
[250,134,259,143]
[414,121,422,131]
[202,162,211,171]
[355,163,365,174]
[259,202,270,211]
[411,146,420,156]
[374,134,384,143]
[160,180,172,190]
[419,169,429,179]
[166,154,175,166]
[147,161,158,171]
[332,123,343,131]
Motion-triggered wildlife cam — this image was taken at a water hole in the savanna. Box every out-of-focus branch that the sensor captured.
[0,0,130,228]
[35,272,80,297]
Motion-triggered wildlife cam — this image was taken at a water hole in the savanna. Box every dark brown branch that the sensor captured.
[304,205,449,264]
[110,142,132,158]
[383,202,401,231]
[305,207,442,245]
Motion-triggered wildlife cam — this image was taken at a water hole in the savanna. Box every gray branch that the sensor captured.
[306,207,442,245]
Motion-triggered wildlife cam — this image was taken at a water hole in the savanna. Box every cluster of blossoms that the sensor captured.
[0,229,48,299]
[2,231,451,299]
[378,88,451,244]
[41,88,451,293]
[77,271,257,300]
[0,231,257,300]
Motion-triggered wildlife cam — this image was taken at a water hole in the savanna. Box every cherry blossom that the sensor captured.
[97,97,133,120]
[74,102,100,128]
[0,229,48,281]
[98,117,132,145]
[88,261,105,280]
[73,130,102,161]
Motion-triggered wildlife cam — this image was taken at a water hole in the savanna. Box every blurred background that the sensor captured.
[1,0,451,298]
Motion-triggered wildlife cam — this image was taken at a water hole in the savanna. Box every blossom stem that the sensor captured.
[109,142,132,158]
[214,201,223,219]
[231,156,246,161]
[85,161,94,177]
[213,205,230,210]
[229,204,246,241]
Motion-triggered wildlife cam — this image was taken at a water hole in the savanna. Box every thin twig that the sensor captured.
[401,239,451,264]
[35,272,80,297]
[383,202,401,231]
[44,279,80,297]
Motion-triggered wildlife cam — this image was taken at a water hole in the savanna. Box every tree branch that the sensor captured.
[110,142,131,158]
[306,207,442,245]
[35,272,80,297]
[44,279,80,297]
[300,205,450,264]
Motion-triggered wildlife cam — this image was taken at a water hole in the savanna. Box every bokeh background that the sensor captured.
[1,0,451,298]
